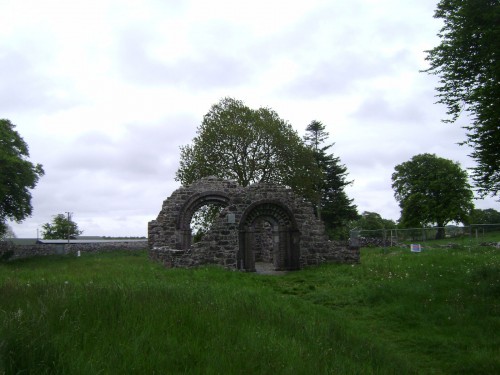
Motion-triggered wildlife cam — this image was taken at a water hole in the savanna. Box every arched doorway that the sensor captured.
[238,200,300,272]
[176,191,230,250]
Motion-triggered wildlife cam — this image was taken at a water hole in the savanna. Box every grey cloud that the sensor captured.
[0,49,75,112]
[249,1,431,98]
[53,114,197,181]
[281,47,416,98]
[117,29,252,88]
[352,95,429,124]
[114,1,424,96]
[282,56,391,97]
[351,80,447,131]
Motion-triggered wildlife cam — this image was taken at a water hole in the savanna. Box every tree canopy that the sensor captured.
[176,97,314,196]
[391,153,474,238]
[41,214,83,240]
[0,119,44,237]
[351,211,397,233]
[303,120,358,238]
[469,208,500,225]
[423,0,500,198]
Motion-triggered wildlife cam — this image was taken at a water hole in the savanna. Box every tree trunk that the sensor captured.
[435,225,445,240]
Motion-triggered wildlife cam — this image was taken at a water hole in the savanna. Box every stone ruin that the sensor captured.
[148,177,359,271]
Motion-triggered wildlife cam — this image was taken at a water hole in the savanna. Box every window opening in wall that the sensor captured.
[190,204,224,243]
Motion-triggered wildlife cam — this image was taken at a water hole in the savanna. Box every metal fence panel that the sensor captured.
[351,224,500,248]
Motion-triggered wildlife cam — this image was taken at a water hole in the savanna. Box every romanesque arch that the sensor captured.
[176,191,231,250]
[238,200,300,271]
[148,177,359,270]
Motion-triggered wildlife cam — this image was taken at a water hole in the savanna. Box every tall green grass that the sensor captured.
[1,244,499,374]
[261,245,499,374]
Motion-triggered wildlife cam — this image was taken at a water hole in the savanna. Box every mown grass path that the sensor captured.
[1,245,498,374]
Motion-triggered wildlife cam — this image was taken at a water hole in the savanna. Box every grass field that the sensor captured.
[1,240,499,374]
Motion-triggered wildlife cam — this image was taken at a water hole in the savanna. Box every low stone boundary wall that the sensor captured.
[0,241,148,261]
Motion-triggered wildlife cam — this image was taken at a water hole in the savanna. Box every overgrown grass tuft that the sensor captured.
[1,243,499,374]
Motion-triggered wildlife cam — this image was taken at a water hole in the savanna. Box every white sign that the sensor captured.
[410,244,422,252]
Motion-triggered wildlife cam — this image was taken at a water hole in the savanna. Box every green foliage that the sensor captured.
[0,119,44,237]
[1,245,499,374]
[0,224,16,240]
[352,211,397,231]
[303,120,358,239]
[191,204,223,242]
[41,214,83,240]
[424,0,500,198]
[350,211,396,238]
[392,153,474,238]
[176,97,315,196]
[470,208,500,224]
[470,208,500,233]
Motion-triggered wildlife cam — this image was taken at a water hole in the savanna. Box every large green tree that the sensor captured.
[391,153,474,239]
[0,119,44,237]
[303,120,358,238]
[424,0,500,198]
[176,97,314,195]
[41,213,83,240]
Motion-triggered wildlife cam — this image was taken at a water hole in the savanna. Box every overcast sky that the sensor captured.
[2,0,497,238]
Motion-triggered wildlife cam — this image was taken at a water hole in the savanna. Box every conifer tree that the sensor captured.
[303,120,358,238]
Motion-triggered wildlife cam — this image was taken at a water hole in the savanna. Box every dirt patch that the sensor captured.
[255,262,287,275]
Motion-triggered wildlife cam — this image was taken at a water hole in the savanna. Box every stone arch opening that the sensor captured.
[176,191,230,250]
[149,177,359,270]
[238,200,300,272]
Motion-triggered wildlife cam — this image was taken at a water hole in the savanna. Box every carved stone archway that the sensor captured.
[148,177,359,270]
[238,200,300,271]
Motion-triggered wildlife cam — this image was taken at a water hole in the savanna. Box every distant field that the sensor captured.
[0,238,499,374]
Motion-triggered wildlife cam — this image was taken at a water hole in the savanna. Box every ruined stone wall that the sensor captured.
[0,241,147,261]
[148,178,240,250]
[1,242,60,261]
[149,177,359,270]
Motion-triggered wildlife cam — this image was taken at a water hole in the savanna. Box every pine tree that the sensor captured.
[303,121,358,239]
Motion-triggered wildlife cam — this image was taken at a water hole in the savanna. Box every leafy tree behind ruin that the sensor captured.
[176,97,315,196]
[41,214,83,240]
[0,119,44,237]
[424,0,500,198]
[303,120,358,239]
[391,153,474,239]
